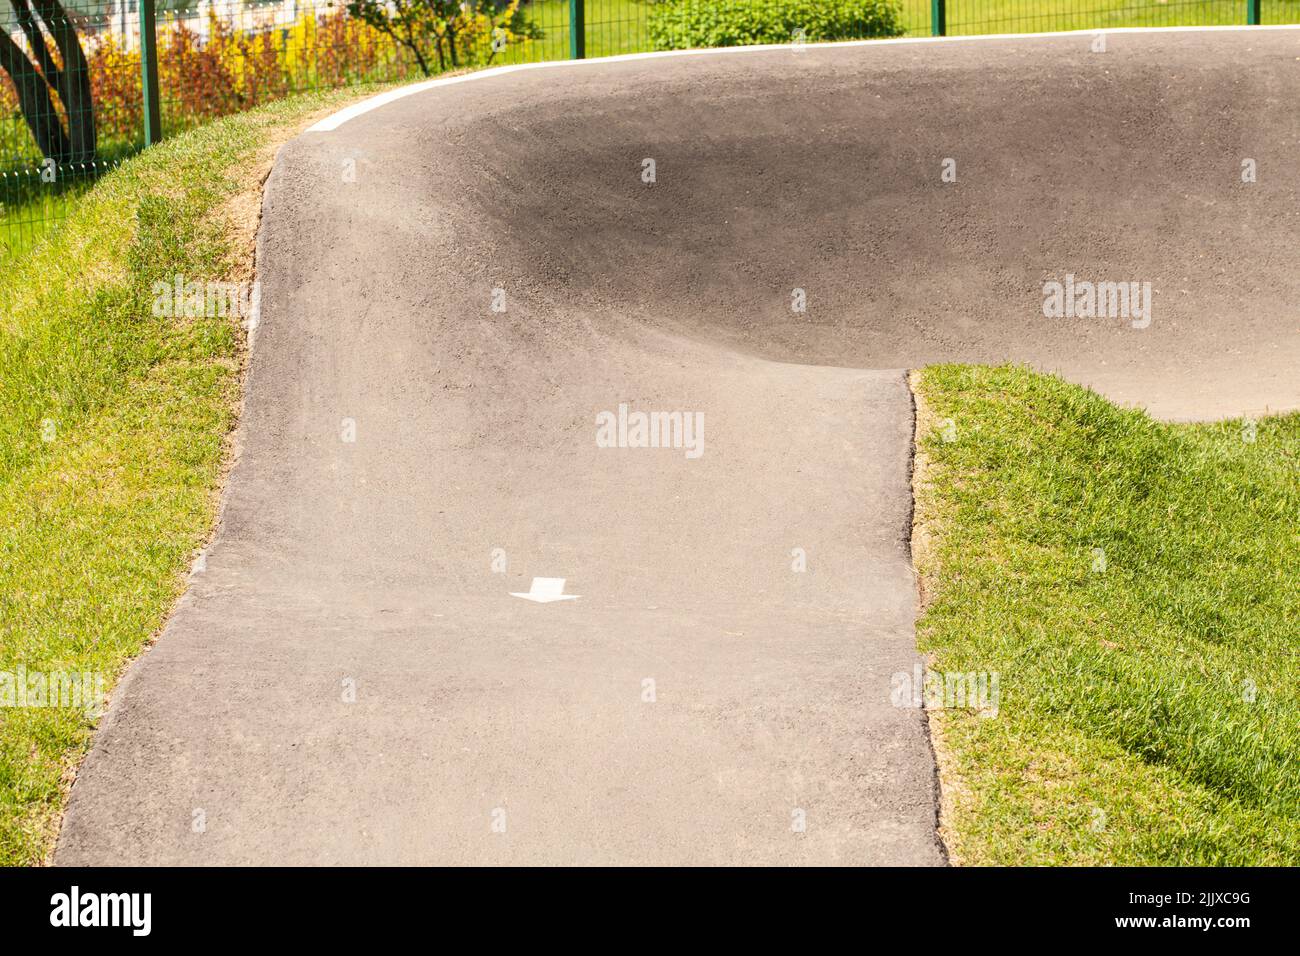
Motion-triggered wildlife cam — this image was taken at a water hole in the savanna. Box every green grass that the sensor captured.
[938,0,1300,34]
[1,144,144,265]
[0,86,382,866]
[913,365,1298,865]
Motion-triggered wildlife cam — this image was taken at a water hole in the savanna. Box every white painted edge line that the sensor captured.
[307,24,1300,132]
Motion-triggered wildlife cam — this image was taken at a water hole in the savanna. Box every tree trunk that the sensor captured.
[432,31,446,72]
[0,27,71,163]
[395,19,432,76]
[10,0,61,83]
[447,23,459,68]
[31,0,97,164]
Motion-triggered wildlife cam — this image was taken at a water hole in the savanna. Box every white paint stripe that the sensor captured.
[307,24,1300,133]
[510,577,580,602]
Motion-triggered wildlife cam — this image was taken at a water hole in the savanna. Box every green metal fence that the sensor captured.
[3,0,1298,259]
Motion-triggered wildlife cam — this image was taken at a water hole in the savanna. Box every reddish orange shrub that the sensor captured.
[1,11,443,160]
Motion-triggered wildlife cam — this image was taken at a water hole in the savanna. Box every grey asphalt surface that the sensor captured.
[57,30,1299,865]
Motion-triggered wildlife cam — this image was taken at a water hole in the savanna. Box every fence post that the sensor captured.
[1247,0,1261,24]
[931,0,946,36]
[139,0,163,145]
[570,0,586,59]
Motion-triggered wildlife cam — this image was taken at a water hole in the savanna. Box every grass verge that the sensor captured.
[0,86,386,866]
[912,365,1298,865]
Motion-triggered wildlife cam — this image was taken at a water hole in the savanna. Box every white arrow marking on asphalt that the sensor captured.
[510,577,580,603]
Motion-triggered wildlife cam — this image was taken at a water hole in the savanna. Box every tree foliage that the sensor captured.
[648,0,904,51]
[346,0,532,76]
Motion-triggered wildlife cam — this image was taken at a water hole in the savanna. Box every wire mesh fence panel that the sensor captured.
[3,0,1299,258]
[943,1,1273,33]
[0,158,107,257]
[2,0,118,259]
[584,0,651,54]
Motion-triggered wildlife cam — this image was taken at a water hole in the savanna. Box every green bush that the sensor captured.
[647,0,905,50]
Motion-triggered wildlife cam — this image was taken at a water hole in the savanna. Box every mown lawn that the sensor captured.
[913,365,1298,865]
[0,87,382,866]
[940,0,1300,34]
